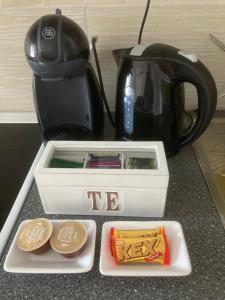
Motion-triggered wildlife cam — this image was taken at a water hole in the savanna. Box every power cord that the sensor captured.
[138,0,151,44]
[91,36,115,128]
[92,0,153,126]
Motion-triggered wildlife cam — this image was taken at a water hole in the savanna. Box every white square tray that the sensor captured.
[4,219,96,274]
[99,221,192,277]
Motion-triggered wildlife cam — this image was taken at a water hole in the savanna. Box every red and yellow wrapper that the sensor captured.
[110,227,170,265]
[112,227,163,239]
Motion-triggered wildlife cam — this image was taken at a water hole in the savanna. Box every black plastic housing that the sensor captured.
[25,14,90,80]
[114,43,217,156]
[33,64,104,141]
[25,12,104,141]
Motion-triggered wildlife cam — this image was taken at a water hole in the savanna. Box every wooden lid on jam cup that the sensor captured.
[16,218,53,254]
[50,221,88,258]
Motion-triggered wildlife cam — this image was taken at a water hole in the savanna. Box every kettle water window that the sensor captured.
[48,148,158,170]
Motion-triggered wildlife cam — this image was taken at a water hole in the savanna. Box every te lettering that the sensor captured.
[87,191,120,211]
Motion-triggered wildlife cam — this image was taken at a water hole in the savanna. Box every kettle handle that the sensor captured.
[168,50,217,147]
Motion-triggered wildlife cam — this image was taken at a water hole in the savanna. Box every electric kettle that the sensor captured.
[113,43,217,156]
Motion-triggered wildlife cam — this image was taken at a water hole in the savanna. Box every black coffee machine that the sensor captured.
[25,10,104,141]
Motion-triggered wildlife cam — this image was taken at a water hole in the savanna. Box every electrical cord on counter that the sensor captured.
[91,36,115,128]
[138,0,151,44]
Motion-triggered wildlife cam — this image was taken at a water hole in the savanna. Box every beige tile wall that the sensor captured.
[0,0,224,112]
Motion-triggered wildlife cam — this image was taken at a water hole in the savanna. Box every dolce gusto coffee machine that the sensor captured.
[25,10,104,141]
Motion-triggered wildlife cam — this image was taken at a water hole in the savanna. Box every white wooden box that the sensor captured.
[34,141,169,217]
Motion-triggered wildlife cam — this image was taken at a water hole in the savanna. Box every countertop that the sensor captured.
[0,145,225,300]
[0,124,41,230]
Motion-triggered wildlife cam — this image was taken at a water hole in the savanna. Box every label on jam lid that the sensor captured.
[50,221,88,254]
[16,218,53,252]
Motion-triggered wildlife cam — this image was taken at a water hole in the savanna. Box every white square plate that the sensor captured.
[4,219,96,273]
[99,221,192,277]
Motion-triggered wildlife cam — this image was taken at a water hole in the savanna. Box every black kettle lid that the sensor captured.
[113,43,172,64]
[130,43,169,58]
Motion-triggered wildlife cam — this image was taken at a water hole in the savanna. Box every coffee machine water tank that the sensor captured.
[25,10,104,140]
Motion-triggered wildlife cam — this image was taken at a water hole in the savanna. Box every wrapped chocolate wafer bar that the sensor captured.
[110,227,170,265]
[113,227,162,239]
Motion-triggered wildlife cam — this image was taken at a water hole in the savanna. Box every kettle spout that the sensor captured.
[112,47,132,66]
